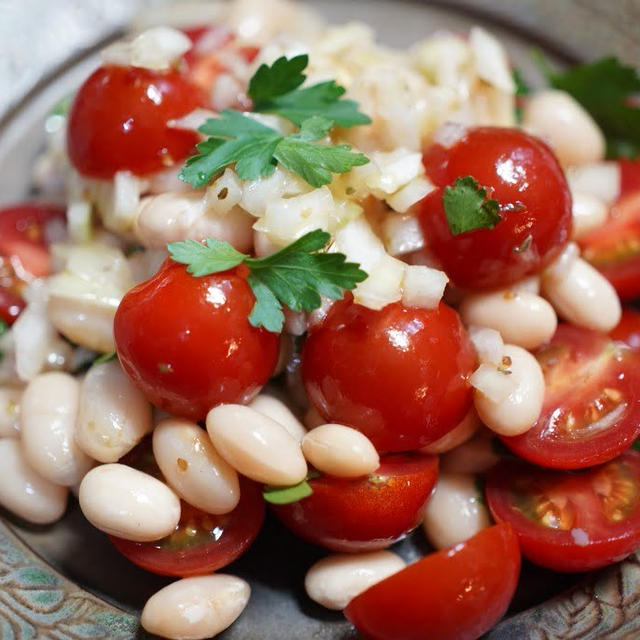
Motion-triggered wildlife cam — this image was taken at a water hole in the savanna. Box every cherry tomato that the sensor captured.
[109,438,265,577]
[486,452,640,572]
[272,453,438,552]
[67,65,204,179]
[610,308,640,351]
[114,260,280,421]
[579,192,640,300]
[419,127,572,290]
[344,523,520,640]
[302,298,476,453]
[0,289,24,326]
[500,324,640,469]
[620,158,640,197]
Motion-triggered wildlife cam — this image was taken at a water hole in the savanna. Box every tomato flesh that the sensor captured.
[272,453,438,552]
[579,192,640,300]
[344,523,520,640]
[486,452,640,572]
[302,298,476,453]
[115,260,279,421]
[67,65,203,178]
[420,126,572,290]
[620,158,640,197]
[610,308,640,351]
[501,324,640,469]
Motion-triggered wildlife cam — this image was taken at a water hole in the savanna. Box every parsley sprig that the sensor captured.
[442,176,502,235]
[168,229,367,333]
[0,319,7,363]
[179,55,371,189]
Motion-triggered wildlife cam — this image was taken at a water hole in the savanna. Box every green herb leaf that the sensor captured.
[249,56,371,128]
[50,94,73,117]
[93,351,117,366]
[263,478,314,505]
[0,319,8,338]
[543,56,640,159]
[512,68,530,124]
[442,176,502,235]
[168,229,368,332]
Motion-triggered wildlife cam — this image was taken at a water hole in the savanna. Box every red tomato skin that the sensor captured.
[0,203,65,279]
[0,289,24,325]
[420,127,572,290]
[344,523,520,640]
[486,453,640,572]
[67,66,203,179]
[109,478,265,577]
[114,260,280,421]
[610,308,640,351]
[620,158,640,197]
[500,324,640,469]
[579,192,640,300]
[272,454,438,552]
[302,299,477,453]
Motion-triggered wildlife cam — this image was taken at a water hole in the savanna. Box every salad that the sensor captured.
[1,0,640,638]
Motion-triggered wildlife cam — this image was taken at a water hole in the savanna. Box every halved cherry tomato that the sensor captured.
[500,324,640,469]
[302,298,476,453]
[114,260,280,421]
[620,158,640,197]
[610,308,640,351]
[420,127,572,290]
[272,453,438,552]
[486,452,640,572]
[67,65,204,178]
[344,523,520,640]
[579,192,640,300]
[109,438,265,577]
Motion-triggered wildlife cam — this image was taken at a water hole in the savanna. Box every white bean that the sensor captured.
[0,439,68,524]
[421,408,480,455]
[76,360,153,463]
[206,404,307,486]
[441,431,500,475]
[0,386,21,437]
[422,472,491,549]
[567,161,620,205]
[522,89,605,166]
[473,345,544,436]
[305,551,406,610]
[153,419,240,515]
[571,191,608,238]
[79,464,181,541]
[248,394,307,441]
[21,372,94,486]
[141,575,250,640]
[460,289,557,350]
[542,256,621,332]
[302,424,379,478]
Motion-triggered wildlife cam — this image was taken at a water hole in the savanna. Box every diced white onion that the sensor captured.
[432,122,467,148]
[366,150,424,195]
[240,168,308,218]
[469,27,515,94]
[382,214,425,256]
[469,363,515,404]
[401,265,448,309]
[205,169,244,215]
[354,254,405,310]
[332,216,386,272]
[468,326,504,366]
[386,177,434,213]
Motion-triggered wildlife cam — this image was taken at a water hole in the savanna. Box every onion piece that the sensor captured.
[469,363,515,404]
[401,265,448,309]
[469,27,515,94]
[468,326,504,366]
[382,215,425,256]
[354,254,405,310]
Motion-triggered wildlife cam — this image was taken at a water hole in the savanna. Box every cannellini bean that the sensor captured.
[542,256,621,332]
[248,394,307,441]
[305,551,406,610]
[21,372,94,486]
[302,424,379,478]
[141,575,250,640]
[421,408,480,455]
[422,472,491,549]
[511,275,541,295]
[76,360,153,463]
[0,387,21,437]
[0,439,68,524]
[441,431,499,474]
[567,161,620,205]
[460,289,557,350]
[153,419,240,515]
[79,464,181,541]
[206,404,307,486]
[473,345,544,436]
[522,89,605,166]
[571,191,608,238]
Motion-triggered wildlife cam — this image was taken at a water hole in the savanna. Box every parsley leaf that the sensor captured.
[544,56,640,159]
[512,68,530,124]
[442,176,502,236]
[0,319,7,364]
[93,351,117,366]
[248,55,371,128]
[168,229,368,333]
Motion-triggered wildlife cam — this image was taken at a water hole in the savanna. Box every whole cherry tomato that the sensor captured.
[67,65,204,178]
[114,260,280,421]
[420,126,572,290]
[302,298,476,452]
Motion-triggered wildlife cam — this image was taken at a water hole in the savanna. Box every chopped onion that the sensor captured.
[332,216,386,271]
[566,162,620,205]
[168,108,218,132]
[240,168,308,218]
[382,214,425,256]
[401,265,448,309]
[354,254,405,310]
[469,27,515,94]
[432,122,468,148]
[470,363,515,404]
[366,150,423,195]
[253,230,281,257]
[386,177,434,213]
[205,168,243,215]
[468,326,505,365]
[112,171,144,231]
